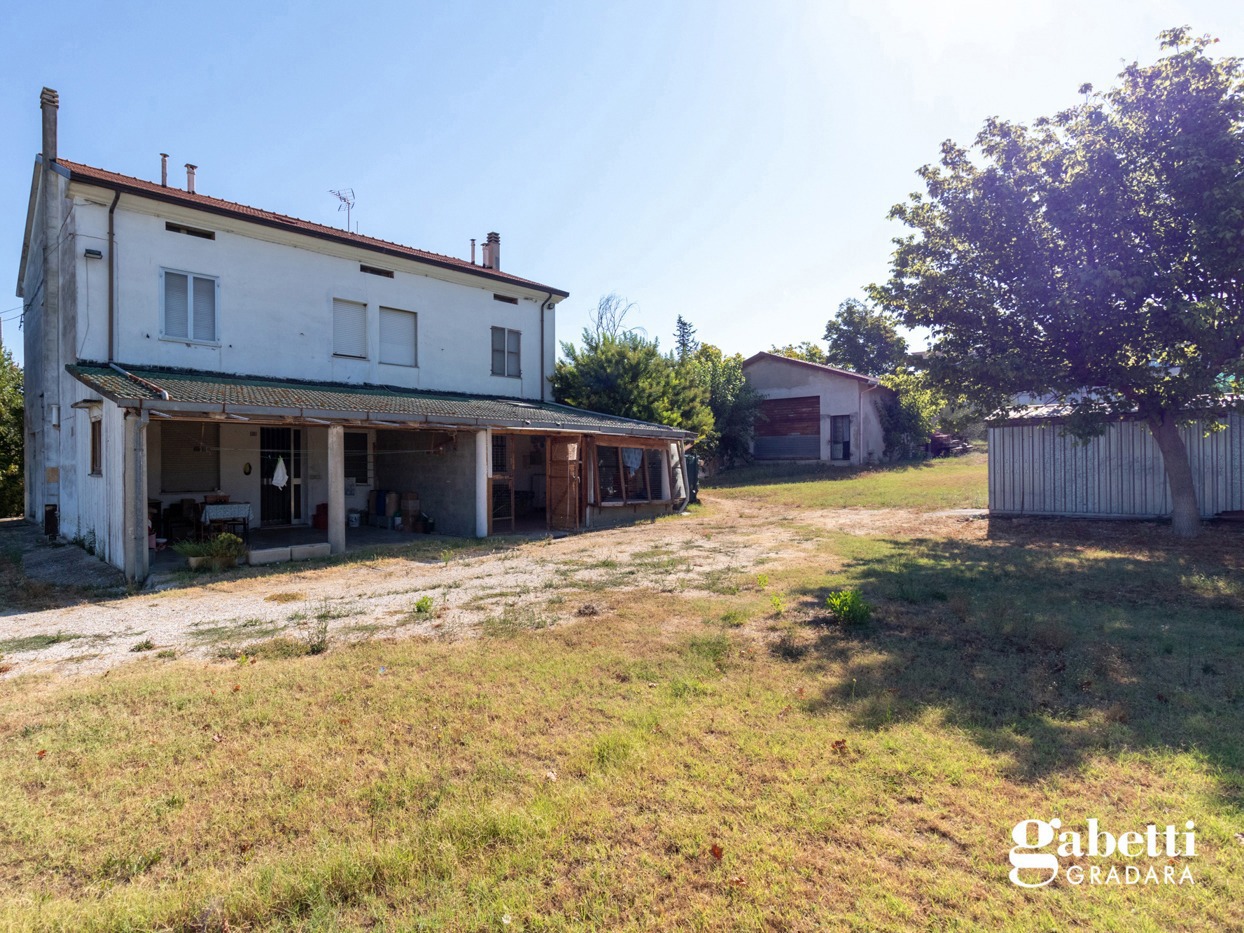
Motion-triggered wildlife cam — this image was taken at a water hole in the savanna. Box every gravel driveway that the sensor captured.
[1,502,986,680]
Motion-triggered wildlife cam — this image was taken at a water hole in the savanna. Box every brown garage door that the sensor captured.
[755,396,820,459]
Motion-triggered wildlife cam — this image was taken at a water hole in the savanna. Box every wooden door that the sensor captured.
[547,435,582,531]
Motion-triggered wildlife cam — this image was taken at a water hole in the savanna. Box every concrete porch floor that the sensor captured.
[150,523,422,571]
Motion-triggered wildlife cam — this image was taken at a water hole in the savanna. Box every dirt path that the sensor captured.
[0,500,984,679]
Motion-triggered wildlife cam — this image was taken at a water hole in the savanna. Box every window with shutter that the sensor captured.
[491,327,520,377]
[160,422,220,492]
[161,269,217,342]
[192,276,216,341]
[333,299,367,358]
[163,272,189,338]
[379,307,417,367]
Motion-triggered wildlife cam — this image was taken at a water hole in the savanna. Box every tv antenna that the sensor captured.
[329,188,356,230]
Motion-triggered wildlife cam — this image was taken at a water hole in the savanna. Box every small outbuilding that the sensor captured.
[742,352,892,464]
[989,406,1244,519]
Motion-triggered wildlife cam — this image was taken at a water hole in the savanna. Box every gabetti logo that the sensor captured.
[1008,818,1196,887]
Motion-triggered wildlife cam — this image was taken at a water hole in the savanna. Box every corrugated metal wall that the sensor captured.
[989,413,1244,518]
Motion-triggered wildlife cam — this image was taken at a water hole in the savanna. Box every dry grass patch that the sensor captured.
[1,546,1241,930]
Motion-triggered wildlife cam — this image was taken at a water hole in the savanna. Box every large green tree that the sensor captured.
[769,341,828,364]
[551,296,713,441]
[0,348,23,517]
[688,344,763,468]
[874,28,1244,537]
[822,298,908,376]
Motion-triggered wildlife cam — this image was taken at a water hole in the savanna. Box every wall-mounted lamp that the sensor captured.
[84,248,103,259]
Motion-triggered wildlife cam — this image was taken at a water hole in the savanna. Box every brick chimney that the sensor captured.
[40,87,58,163]
[483,231,500,271]
[185,163,197,193]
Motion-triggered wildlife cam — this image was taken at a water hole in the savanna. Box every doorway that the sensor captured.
[260,426,303,525]
[547,436,582,531]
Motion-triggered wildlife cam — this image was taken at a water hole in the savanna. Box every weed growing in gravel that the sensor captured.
[130,639,155,653]
[0,632,81,653]
[482,603,550,638]
[301,619,331,655]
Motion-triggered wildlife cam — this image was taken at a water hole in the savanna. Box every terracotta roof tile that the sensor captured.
[57,159,568,297]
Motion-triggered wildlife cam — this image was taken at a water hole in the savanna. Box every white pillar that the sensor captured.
[475,429,489,538]
[327,424,346,555]
[123,410,149,583]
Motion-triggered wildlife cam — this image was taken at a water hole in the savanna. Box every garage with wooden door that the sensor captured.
[754,395,821,460]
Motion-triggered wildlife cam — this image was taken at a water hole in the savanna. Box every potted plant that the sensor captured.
[173,539,212,570]
[206,533,247,571]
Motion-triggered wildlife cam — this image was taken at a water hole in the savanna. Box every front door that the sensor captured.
[260,427,303,525]
[547,435,582,531]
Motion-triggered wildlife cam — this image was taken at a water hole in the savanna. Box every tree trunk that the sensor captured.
[1147,412,1201,538]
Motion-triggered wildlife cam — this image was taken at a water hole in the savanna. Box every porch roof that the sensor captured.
[67,363,693,440]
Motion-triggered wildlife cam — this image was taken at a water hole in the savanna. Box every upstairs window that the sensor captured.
[161,269,217,342]
[491,326,520,377]
[379,307,417,367]
[333,298,367,359]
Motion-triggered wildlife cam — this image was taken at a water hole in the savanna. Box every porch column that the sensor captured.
[327,424,346,555]
[122,410,149,583]
[475,429,488,538]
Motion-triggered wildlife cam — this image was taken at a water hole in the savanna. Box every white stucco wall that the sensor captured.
[67,185,562,401]
[743,356,888,464]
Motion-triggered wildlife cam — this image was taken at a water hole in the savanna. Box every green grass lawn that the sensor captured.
[703,451,989,510]
[2,466,1242,930]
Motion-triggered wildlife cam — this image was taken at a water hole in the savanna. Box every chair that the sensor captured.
[163,498,201,542]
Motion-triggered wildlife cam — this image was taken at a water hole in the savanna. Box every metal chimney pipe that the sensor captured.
[160,153,168,187]
[40,87,59,163]
[470,238,476,264]
[185,163,197,193]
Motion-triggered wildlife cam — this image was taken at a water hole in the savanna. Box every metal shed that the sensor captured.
[988,410,1244,519]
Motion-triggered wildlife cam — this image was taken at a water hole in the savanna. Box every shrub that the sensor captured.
[205,533,246,571]
[826,589,872,625]
[172,539,211,558]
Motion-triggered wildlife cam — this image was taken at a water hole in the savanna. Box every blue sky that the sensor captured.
[3,0,1242,368]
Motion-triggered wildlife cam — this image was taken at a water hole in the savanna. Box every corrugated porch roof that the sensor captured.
[67,363,693,440]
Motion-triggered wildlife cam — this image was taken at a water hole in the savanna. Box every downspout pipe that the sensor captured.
[106,190,120,361]
[110,361,169,400]
[540,290,554,401]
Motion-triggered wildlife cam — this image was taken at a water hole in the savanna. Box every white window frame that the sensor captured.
[159,268,219,344]
[379,306,418,368]
[491,326,521,378]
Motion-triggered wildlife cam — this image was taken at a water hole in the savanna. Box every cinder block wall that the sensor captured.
[374,430,477,536]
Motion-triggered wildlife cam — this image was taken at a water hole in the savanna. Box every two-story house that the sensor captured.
[19,89,692,581]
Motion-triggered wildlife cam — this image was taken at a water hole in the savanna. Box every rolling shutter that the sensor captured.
[333,299,367,358]
[192,275,216,341]
[163,272,189,338]
[754,396,821,459]
[379,307,417,366]
[160,422,220,492]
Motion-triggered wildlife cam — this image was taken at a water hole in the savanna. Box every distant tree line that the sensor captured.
[0,348,22,517]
